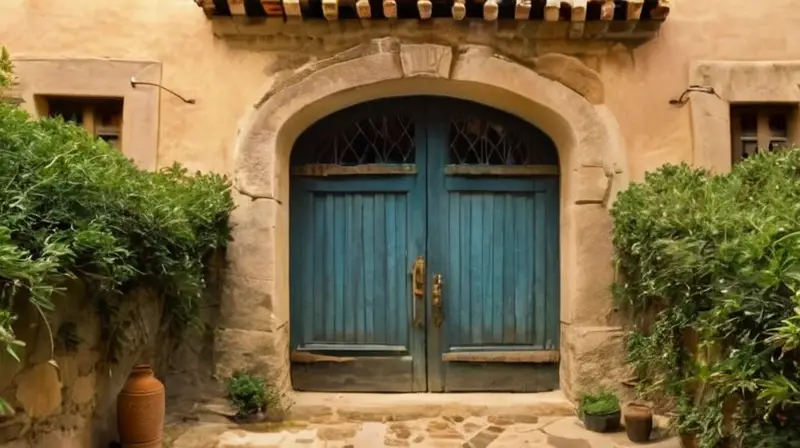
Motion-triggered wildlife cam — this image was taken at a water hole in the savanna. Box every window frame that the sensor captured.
[11,58,161,170]
[730,104,798,165]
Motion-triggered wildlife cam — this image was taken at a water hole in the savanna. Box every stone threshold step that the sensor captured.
[288,390,574,423]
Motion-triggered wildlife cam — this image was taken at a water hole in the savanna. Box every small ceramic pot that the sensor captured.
[623,402,653,443]
[582,410,621,433]
[680,432,698,448]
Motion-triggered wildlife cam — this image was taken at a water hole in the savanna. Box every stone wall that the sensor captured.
[0,283,164,447]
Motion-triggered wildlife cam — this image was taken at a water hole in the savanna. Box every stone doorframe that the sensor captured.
[215,38,630,401]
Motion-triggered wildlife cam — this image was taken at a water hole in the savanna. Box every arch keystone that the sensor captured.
[400,44,453,79]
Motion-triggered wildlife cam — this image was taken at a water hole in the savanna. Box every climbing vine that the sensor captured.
[0,47,232,414]
[611,152,800,447]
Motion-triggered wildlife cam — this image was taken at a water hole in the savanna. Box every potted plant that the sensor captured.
[623,401,654,443]
[225,372,273,423]
[577,389,621,433]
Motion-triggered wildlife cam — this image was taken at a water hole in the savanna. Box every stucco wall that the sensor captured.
[2,0,800,181]
[2,0,800,410]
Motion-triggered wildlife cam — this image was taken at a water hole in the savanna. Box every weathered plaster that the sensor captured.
[219,38,628,399]
[4,0,800,407]
[689,61,800,174]
[11,58,162,171]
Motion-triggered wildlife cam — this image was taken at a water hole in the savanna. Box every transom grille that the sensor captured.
[449,116,554,165]
[295,115,415,166]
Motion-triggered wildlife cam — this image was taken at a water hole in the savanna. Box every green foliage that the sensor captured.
[0,47,11,89]
[577,389,621,416]
[611,150,800,447]
[0,68,232,384]
[225,372,279,417]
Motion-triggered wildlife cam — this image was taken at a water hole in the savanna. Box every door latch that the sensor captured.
[432,274,444,327]
[411,257,425,328]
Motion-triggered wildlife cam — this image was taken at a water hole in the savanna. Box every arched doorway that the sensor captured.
[289,96,560,393]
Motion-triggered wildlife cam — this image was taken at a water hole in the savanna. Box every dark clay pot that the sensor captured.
[624,403,653,443]
[582,410,621,433]
[117,365,165,448]
[680,432,698,448]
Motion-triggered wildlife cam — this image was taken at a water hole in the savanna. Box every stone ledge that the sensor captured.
[289,391,574,423]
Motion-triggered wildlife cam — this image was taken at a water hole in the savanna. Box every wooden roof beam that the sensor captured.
[356,0,371,18]
[484,0,499,21]
[283,0,302,17]
[322,0,338,19]
[588,0,615,21]
[227,0,246,15]
[452,0,466,20]
[627,0,644,21]
[260,0,284,15]
[571,0,587,22]
[544,0,560,21]
[417,0,432,19]
[651,0,671,20]
[515,0,531,20]
[383,0,397,18]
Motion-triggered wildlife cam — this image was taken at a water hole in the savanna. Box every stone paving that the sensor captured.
[166,415,681,448]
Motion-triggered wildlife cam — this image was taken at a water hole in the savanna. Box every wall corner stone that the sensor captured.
[533,53,605,105]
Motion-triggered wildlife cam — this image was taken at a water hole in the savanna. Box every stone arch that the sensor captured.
[217,38,629,400]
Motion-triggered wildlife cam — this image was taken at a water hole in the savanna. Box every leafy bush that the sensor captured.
[578,389,620,416]
[0,52,232,372]
[226,372,278,417]
[0,48,11,89]
[611,150,800,447]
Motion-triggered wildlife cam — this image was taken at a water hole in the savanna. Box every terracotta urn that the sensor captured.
[623,402,653,443]
[117,364,165,448]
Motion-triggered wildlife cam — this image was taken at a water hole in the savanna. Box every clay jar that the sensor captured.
[117,365,165,448]
[623,402,653,443]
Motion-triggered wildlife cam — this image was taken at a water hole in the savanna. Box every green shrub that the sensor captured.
[226,372,278,417]
[578,390,620,416]
[611,149,800,447]
[0,53,232,374]
[0,48,11,89]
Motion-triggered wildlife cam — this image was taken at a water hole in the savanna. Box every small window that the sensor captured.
[730,104,797,164]
[38,96,124,150]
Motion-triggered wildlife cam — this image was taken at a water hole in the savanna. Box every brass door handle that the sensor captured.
[432,274,444,327]
[411,257,425,328]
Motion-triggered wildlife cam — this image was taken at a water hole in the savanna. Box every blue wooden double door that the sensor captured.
[289,97,560,392]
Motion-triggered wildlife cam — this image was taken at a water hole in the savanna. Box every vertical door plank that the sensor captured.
[491,196,504,343]
[333,195,346,341]
[363,195,376,341]
[323,196,336,340]
[292,189,315,344]
[386,195,398,344]
[469,197,483,344]
[534,192,547,346]
[502,194,515,344]
[343,195,355,342]
[396,196,409,344]
[313,195,326,340]
[353,195,365,343]
[513,199,528,344]
[481,194,494,342]
[448,192,461,347]
[374,195,388,343]
[459,196,471,345]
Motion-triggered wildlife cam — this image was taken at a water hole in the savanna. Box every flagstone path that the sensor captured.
[166,415,681,448]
